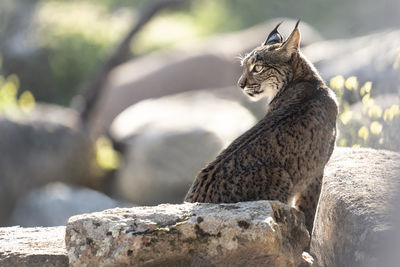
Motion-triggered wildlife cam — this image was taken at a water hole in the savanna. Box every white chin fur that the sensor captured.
[245,90,265,102]
[261,82,279,100]
[244,83,278,102]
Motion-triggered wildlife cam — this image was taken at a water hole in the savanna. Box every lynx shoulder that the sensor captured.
[184,21,338,232]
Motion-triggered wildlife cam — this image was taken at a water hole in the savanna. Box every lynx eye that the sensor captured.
[253,65,264,73]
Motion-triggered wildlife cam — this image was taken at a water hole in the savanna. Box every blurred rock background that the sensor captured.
[0,0,399,230]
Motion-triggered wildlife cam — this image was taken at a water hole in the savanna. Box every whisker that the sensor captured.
[236,53,249,66]
[235,54,244,61]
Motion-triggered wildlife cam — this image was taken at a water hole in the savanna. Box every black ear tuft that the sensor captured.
[294,19,300,29]
[263,22,284,46]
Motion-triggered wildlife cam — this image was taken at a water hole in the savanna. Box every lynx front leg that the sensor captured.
[293,175,323,234]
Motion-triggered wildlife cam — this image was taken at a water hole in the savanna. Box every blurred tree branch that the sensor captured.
[78,0,191,128]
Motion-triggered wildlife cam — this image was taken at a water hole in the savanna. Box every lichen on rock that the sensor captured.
[66,201,309,267]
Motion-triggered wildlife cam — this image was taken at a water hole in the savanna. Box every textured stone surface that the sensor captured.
[110,89,257,205]
[0,226,67,267]
[66,201,309,267]
[311,147,400,267]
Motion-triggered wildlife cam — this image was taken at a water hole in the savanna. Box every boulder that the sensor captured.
[0,104,95,226]
[66,201,309,267]
[110,89,258,205]
[0,226,67,267]
[310,147,400,267]
[90,18,322,135]
[25,103,81,128]
[10,182,126,227]
[303,30,400,96]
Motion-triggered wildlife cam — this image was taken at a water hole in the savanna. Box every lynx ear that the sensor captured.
[282,20,301,54]
[263,22,283,45]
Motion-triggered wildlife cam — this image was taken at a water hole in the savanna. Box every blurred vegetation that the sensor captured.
[0,56,36,118]
[332,75,400,151]
[35,1,134,105]
[95,136,120,171]
[0,59,119,171]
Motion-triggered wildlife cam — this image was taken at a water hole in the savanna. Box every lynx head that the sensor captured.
[238,21,301,101]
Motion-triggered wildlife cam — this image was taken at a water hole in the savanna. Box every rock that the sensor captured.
[66,201,309,267]
[0,104,96,226]
[110,89,258,205]
[367,177,400,267]
[110,88,259,142]
[90,18,322,135]
[26,103,82,128]
[10,182,126,227]
[115,128,223,205]
[0,226,67,267]
[303,30,400,96]
[310,147,400,267]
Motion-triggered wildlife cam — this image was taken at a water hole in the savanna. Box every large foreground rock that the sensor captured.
[0,226,67,267]
[66,201,309,267]
[311,147,400,267]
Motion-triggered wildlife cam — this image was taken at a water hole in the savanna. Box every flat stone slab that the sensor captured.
[0,226,68,267]
[66,201,309,267]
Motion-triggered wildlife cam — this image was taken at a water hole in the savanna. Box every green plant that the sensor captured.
[36,1,132,105]
[331,75,400,151]
[0,56,36,117]
[95,136,120,170]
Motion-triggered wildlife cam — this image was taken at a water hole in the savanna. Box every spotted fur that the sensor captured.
[184,22,338,233]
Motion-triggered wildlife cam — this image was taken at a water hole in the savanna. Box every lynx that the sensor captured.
[185,21,338,232]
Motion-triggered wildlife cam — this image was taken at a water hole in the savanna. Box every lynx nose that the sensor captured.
[237,77,247,89]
